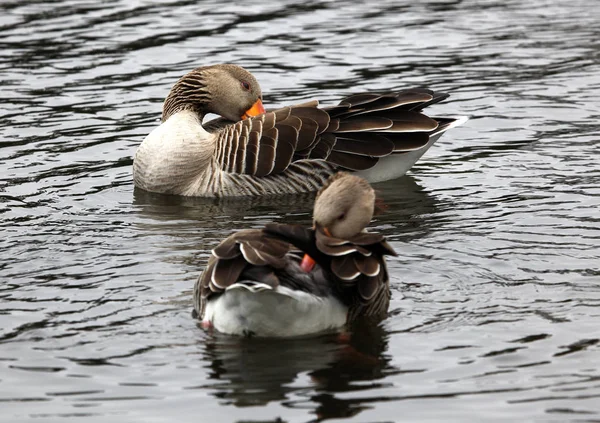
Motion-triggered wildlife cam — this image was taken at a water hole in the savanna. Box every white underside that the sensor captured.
[357,116,469,183]
[133,110,214,195]
[204,284,348,337]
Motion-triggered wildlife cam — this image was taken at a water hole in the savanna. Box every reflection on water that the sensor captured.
[200,321,392,419]
[1,0,600,421]
[132,176,442,236]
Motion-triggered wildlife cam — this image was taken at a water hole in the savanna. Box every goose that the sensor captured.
[193,172,397,337]
[134,64,466,197]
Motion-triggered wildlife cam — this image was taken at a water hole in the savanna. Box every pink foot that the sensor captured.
[201,320,213,330]
[335,331,351,344]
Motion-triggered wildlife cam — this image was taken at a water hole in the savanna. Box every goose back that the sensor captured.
[193,223,397,326]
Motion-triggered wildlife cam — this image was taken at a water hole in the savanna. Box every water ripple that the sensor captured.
[1,0,600,421]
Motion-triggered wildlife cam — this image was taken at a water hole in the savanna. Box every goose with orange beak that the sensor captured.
[133,64,467,197]
[193,172,397,337]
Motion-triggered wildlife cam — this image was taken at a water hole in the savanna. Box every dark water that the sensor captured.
[1,1,599,421]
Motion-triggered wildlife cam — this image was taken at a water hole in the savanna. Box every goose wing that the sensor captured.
[319,229,397,321]
[211,89,454,177]
[264,223,397,320]
[194,229,291,318]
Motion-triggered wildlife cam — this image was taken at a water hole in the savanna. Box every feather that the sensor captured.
[358,276,380,301]
[239,243,268,266]
[376,111,439,132]
[338,92,383,108]
[378,240,398,257]
[315,230,352,247]
[237,269,280,289]
[212,236,242,259]
[291,99,319,108]
[244,238,289,260]
[332,135,394,157]
[245,131,260,174]
[251,116,264,133]
[340,93,432,117]
[317,240,361,256]
[225,127,239,172]
[295,117,319,151]
[211,255,247,290]
[325,118,340,132]
[290,107,330,134]
[263,111,276,130]
[309,133,336,159]
[271,137,295,174]
[387,132,430,152]
[275,122,299,149]
[335,117,393,133]
[354,255,381,277]
[407,90,450,111]
[348,232,385,246]
[234,135,247,173]
[272,107,291,122]
[320,105,351,116]
[255,142,276,177]
[255,132,277,177]
[331,255,361,281]
[326,151,379,171]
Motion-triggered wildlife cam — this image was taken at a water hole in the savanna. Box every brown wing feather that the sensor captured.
[194,228,293,319]
[358,276,381,302]
[213,87,455,177]
[331,255,361,281]
[387,132,430,152]
[326,151,378,171]
[211,255,247,290]
[309,133,336,160]
[295,117,319,151]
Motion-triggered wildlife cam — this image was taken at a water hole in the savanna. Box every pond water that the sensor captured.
[1,0,599,422]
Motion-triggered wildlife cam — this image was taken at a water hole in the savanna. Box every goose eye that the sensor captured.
[241,81,251,91]
[337,213,345,221]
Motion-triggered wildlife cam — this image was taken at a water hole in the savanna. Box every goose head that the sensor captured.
[313,172,375,239]
[162,64,265,122]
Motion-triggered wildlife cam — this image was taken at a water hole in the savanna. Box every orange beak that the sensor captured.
[241,99,265,119]
[300,254,316,272]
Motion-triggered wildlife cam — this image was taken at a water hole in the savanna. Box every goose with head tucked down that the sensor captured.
[193,172,397,337]
[134,64,466,197]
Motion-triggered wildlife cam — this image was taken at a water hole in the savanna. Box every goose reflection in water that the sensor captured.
[131,175,448,243]
[195,321,395,421]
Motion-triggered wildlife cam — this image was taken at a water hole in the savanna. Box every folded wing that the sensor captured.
[211,89,457,177]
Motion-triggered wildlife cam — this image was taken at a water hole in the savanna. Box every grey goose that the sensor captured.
[134,64,466,197]
[193,172,397,337]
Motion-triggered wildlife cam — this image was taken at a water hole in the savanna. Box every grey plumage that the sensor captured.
[134,64,466,197]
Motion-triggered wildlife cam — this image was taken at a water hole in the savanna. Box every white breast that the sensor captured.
[133,110,214,195]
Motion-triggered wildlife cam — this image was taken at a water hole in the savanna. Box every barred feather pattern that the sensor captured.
[193,229,291,319]
[346,261,392,322]
[210,89,454,179]
[201,88,463,197]
[193,224,396,325]
[162,72,210,122]
[178,159,336,197]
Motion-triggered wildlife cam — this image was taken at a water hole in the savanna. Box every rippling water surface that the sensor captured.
[1,1,599,421]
